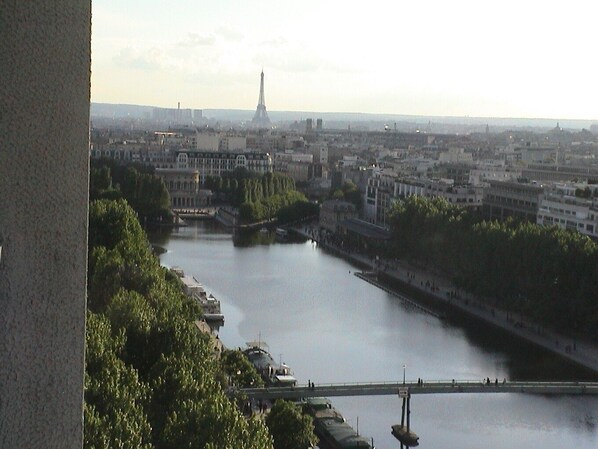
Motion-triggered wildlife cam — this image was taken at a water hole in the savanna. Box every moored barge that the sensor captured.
[171,267,224,323]
[243,341,297,387]
[302,398,374,449]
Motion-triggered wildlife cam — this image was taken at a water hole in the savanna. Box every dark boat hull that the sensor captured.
[391,424,419,447]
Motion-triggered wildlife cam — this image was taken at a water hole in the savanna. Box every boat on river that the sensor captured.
[391,424,419,446]
[275,227,289,241]
[243,341,297,387]
[170,267,224,323]
[302,398,374,449]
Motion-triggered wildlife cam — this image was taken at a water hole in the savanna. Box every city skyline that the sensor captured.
[92,0,598,121]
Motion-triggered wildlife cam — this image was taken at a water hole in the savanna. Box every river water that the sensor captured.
[150,221,598,449]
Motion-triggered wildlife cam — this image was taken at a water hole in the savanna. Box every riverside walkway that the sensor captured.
[238,380,598,401]
[291,224,598,374]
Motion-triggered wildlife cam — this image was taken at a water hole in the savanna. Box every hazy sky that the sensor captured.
[91,0,597,120]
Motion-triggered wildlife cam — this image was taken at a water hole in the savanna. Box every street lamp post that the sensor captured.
[403,364,406,385]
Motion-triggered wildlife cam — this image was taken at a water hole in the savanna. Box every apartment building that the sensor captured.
[522,163,598,183]
[482,180,544,222]
[537,194,598,237]
[175,150,272,182]
[537,184,598,238]
[365,169,397,227]
[365,171,484,228]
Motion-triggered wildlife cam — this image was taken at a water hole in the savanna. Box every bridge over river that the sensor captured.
[237,380,598,400]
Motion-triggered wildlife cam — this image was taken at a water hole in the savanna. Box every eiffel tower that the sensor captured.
[251,70,271,128]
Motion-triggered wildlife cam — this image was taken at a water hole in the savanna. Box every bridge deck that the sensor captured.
[237,380,598,400]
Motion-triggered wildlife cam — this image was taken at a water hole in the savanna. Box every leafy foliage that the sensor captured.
[265,401,317,449]
[90,158,171,222]
[329,181,362,211]
[388,196,598,341]
[239,190,311,222]
[84,313,153,449]
[88,199,160,312]
[85,199,274,449]
[277,200,320,225]
[220,349,264,388]
[206,171,316,222]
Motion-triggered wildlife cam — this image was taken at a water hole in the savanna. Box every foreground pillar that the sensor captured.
[0,2,91,448]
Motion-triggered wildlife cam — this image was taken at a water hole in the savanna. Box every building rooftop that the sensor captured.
[340,218,392,240]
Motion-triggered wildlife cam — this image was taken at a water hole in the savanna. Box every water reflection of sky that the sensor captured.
[152,222,598,449]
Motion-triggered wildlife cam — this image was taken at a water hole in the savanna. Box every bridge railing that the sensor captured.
[238,379,598,394]
[242,379,545,388]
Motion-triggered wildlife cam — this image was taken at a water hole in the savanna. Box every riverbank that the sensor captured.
[154,220,598,449]
[291,225,598,374]
[214,206,278,230]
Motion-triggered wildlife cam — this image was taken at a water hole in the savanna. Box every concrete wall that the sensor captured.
[0,2,91,448]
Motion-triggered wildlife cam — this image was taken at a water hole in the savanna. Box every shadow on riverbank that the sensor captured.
[292,224,598,379]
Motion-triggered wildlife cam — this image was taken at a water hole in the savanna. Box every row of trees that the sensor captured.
[205,169,316,223]
[204,168,250,203]
[236,173,322,223]
[389,196,598,341]
[204,169,295,207]
[85,198,317,449]
[90,159,171,222]
[237,173,296,206]
[239,190,313,222]
[90,161,319,226]
[86,199,273,448]
[277,200,320,225]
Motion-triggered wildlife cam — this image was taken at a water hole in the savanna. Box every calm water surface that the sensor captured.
[150,221,598,449]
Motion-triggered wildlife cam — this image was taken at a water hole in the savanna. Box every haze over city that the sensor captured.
[92,0,598,120]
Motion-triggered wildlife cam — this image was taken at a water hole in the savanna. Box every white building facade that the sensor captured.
[365,169,398,227]
[537,193,598,238]
[176,150,272,182]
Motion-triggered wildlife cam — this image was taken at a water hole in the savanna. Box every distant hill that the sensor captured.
[90,102,597,130]
[91,103,155,119]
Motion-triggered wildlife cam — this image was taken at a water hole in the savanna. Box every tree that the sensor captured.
[84,313,153,449]
[332,189,344,200]
[85,197,314,448]
[277,201,319,224]
[341,181,362,211]
[220,349,264,388]
[387,195,598,341]
[90,166,112,198]
[266,401,317,449]
[89,159,170,222]
[87,199,164,312]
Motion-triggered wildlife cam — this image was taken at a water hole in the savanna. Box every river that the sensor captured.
[150,221,598,449]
